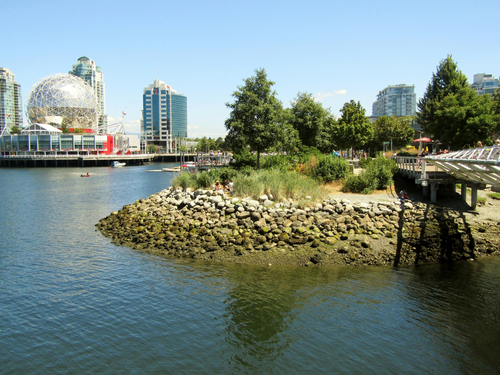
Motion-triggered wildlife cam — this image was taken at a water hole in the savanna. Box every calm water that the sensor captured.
[1,165,499,374]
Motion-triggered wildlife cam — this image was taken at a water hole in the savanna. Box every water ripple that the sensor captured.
[1,168,500,374]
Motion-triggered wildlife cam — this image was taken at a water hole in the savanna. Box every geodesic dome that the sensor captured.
[26,73,100,130]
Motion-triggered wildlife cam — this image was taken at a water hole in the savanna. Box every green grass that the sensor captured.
[487,192,500,200]
[478,197,487,206]
[171,168,329,204]
[233,169,328,203]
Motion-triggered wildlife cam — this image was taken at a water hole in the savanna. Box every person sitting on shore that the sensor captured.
[214,180,222,191]
[399,190,409,200]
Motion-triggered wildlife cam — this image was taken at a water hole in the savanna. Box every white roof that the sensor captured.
[21,123,62,134]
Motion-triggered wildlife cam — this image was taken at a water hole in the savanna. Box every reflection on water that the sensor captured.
[0,166,499,374]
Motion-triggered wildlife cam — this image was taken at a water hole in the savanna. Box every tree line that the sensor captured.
[224,57,500,168]
[224,68,414,168]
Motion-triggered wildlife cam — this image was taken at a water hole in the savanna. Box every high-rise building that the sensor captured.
[372,84,416,119]
[0,67,23,135]
[69,56,107,129]
[471,73,499,95]
[142,79,187,152]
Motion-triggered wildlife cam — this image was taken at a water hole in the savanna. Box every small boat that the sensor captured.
[181,162,197,172]
[81,173,91,177]
[163,166,181,172]
[111,161,126,168]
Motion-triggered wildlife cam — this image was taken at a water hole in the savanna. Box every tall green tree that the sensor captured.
[335,100,373,150]
[492,87,500,115]
[417,55,469,137]
[373,116,415,150]
[270,109,300,153]
[433,88,498,148]
[225,68,286,169]
[288,92,335,152]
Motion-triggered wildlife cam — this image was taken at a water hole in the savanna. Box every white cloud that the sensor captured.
[315,92,333,101]
[315,89,347,101]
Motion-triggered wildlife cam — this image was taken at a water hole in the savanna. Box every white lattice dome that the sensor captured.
[26,73,100,130]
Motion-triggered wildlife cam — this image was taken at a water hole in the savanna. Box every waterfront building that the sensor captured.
[142,79,187,153]
[372,84,416,119]
[0,67,23,135]
[69,57,107,129]
[0,124,112,155]
[0,74,128,157]
[471,73,499,95]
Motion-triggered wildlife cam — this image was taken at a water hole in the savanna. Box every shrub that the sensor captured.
[365,164,392,190]
[313,155,350,182]
[261,154,292,172]
[363,156,397,190]
[358,157,372,169]
[371,156,397,175]
[172,172,198,190]
[230,148,256,169]
[302,155,319,177]
[217,167,238,182]
[341,173,378,194]
[196,171,215,189]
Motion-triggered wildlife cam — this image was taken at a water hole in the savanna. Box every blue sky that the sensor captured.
[3,0,499,137]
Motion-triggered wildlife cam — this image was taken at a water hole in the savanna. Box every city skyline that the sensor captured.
[3,0,500,138]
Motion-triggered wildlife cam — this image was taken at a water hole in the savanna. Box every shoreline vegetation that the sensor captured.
[97,180,500,267]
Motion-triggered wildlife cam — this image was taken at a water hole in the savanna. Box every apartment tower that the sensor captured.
[372,84,416,118]
[0,67,23,135]
[69,56,107,129]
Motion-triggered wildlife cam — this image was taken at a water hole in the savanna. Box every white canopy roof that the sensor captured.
[21,123,63,134]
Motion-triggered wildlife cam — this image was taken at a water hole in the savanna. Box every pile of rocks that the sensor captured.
[96,187,499,267]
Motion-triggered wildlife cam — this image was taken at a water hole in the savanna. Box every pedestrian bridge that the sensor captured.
[394,145,500,208]
[424,146,500,187]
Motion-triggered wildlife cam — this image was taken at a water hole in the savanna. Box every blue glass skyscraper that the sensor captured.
[142,79,187,152]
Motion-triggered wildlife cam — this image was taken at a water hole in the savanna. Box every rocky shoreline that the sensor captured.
[96,187,500,267]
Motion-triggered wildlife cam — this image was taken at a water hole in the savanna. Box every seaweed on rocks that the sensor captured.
[96,187,500,267]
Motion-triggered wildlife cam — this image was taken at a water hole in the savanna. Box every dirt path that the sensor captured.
[323,178,500,226]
